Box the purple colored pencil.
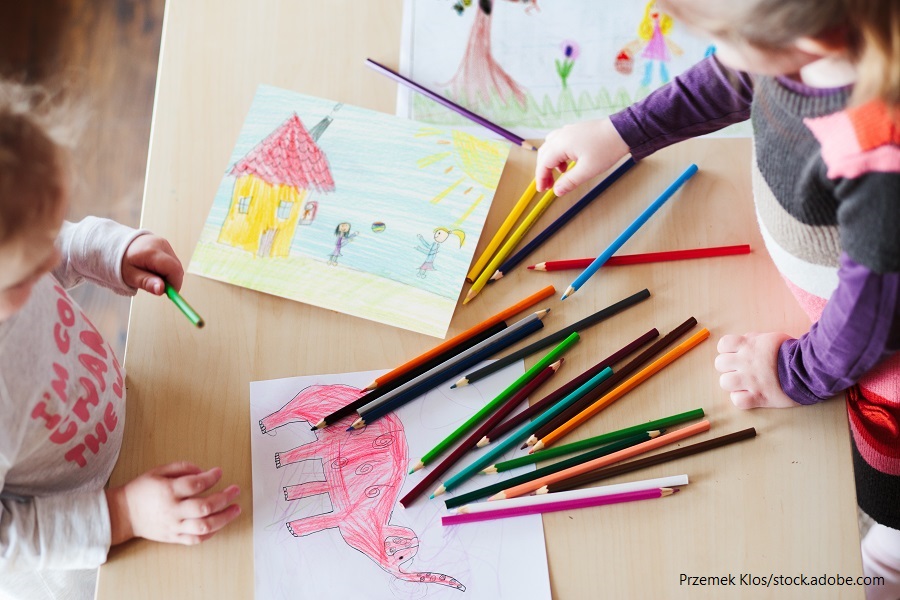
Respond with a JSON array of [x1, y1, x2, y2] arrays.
[[441, 487, 673, 525], [365, 58, 536, 151]]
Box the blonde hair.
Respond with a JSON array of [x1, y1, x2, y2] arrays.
[[435, 226, 465, 247], [0, 80, 76, 244], [638, 1, 673, 41], [665, 0, 900, 109]]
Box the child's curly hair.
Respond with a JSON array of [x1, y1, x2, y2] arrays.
[[0, 81, 79, 244]]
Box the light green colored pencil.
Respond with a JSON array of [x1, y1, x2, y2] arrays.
[[411, 332, 579, 473], [165, 283, 204, 328]]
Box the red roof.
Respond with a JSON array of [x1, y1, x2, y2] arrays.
[[230, 114, 335, 192]]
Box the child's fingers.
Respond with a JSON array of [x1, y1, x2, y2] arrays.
[[552, 161, 591, 197], [717, 334, 742, 353], [171, 467, 223, 498], [718, 371, 745, 393], [729, 390, 757, 410], [143, 250, 184, 293], [148, 461, 203, 478], [178, 485, 241, 519], [714, 352, 739, 373], [179, 503, 241, 537]]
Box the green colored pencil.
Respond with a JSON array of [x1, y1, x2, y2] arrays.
[[485, 407, 705, 473], [165, 283, 204, 328], [443, 430, 656, 509], [416, 332, 579, 471]]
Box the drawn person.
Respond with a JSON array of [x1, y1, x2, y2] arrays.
[[615, 1, 683, 87], [328, 222, 359, 266], [299, 201, 318, 225], [415, 227, 465, 278]]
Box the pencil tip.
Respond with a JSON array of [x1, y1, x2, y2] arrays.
[[522, 141, 538, 151], [527, 265, 535, 270], [561, 285, 576, 301], [488, 493, 505, 501], [490, 271, 502, 281], [431, 485, 446, 498], [476, 437, 489, 447], [410, 461, 424, 473], [449, 383, 457, 389]]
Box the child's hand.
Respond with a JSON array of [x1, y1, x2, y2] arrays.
[[714, 332, 798, 409], [535, 118, 630, 196], [106, 462, 241, 546], [122, 234, 184, 295]]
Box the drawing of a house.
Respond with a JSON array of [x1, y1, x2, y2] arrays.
[[218, 109, 337, 257]]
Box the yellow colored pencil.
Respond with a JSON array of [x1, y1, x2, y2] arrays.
[[466, 179, 537, 283], [464, 180, 566, 305]]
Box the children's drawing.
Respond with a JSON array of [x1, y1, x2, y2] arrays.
[[616, 1, 683, 88], [328, 222, 359, 266], [188, 85, 510, 337], [250, 369, 552, 600], [399, 0, 750, 137], [260, 384, 465, 590], [416, 227, 465, 278]]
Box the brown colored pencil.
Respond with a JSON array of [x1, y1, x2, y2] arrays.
[[539, 427, 758, 494], [524, 316, 698, 448]]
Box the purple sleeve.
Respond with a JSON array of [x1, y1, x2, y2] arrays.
[[778, 254, 900, 404], [609, 55, 754, 159]]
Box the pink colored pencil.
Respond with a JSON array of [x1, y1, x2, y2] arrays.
[[441, 487, 676, 525], [528, 244, 751, 271]]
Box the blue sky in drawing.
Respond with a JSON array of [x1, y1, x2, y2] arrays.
[[205, 85, 509, 300]]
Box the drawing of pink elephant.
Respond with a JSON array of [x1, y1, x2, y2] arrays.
[[259, 384, 466, 591]]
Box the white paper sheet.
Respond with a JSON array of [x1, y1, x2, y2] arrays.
[[250, 364, 552, 599]]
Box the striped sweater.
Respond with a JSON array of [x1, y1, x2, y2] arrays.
[[610, 56, 900, 528]]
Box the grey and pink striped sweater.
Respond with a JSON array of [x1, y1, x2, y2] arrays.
[[610, 56, 900, 529]]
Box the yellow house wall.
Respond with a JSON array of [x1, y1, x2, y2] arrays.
[[218, 174, 306, 257]]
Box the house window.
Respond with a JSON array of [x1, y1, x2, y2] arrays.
[[277, 200, 293, 220], [238, 195, 251, 214]]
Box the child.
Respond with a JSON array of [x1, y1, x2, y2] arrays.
[[0, 82, 241, 599], [535, 1, 899, 598]]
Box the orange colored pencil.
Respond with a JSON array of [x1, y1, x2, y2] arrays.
[[536, 328, 710, 448], [490, 420, 711, 500], [363, 285, 556, 390]]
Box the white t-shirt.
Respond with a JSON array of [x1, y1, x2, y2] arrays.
[[0, 217, 145, 600]]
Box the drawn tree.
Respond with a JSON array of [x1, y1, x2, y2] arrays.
[[448, 0, 538, 110]]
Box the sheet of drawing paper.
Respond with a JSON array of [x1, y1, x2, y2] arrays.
[[250, 364, 552, 600], [398, 0, 750, 138], [189, 84, 510, 338]]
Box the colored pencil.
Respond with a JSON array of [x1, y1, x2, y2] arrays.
[[431, 367, 613, 497], [365, 58, 536, 151], [165, 283, 204, 328], [525, 316, 698, 447], [485, 408, 704, 472], [466, 180, 538, 283], [453, 288, 650, 388], [529, 244, 751, 271], [444, 426, 655, 509], [477, 328, 658, 447], [561, 163, 699, 300], [356, 311, 546, 417], [310, 321, 507, 430], [398, 360, 562, 507], [350, 317, 547, 429], [490, 158, 637, 281], [442, 487, 676, 525], [489, 420, 710, 500], [464, 166, 572, 304], [414, 332, 577, 470], [534, 328, 710, 449], [542, 428, 757, 494], [363, 285, 555, 391], [454, 474, 689, 514]]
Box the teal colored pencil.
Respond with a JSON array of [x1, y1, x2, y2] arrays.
[[416, 332, 579, 470], [431, 366, 613, 497], [485, 407, 705, 472]]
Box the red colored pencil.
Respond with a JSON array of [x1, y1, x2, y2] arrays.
[[528, 244, 751, 271]]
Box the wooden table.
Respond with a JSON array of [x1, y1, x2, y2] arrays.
[[97, 1, 864, 598]]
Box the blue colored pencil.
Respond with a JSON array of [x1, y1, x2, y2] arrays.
[[349, 318, 547, 429], [490, 157, 637, 282], [561, 164, 699, 300], [431, 366, 613, 497]]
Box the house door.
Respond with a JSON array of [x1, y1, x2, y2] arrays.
[[258, 228, 276, 257]]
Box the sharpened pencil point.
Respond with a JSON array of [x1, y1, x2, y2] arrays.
[[560, 285, 575, 301], [536, 308, 551, 319], [363, 381, 377, 391], [522, 141, 538, 151], [490, 270, 503, 281], [453, 378, 468, 388], [410, 461, 424, 473], [311, 419, 325, 431], [456, 506, 470, 514], [525, 435, 538, 446], [432, 485, 446, 498], [482, 466, 497, 474], [463, 290, 475, 304], [535, 486, 549, 495], [530, 440, 544, 452], [488, 492, 506, 501], [348, 418, 365, 430], [476, 437, 489, 447]]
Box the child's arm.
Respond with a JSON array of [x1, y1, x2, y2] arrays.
[[536, 55, 754, 195], [55, 217, 184, 296]]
